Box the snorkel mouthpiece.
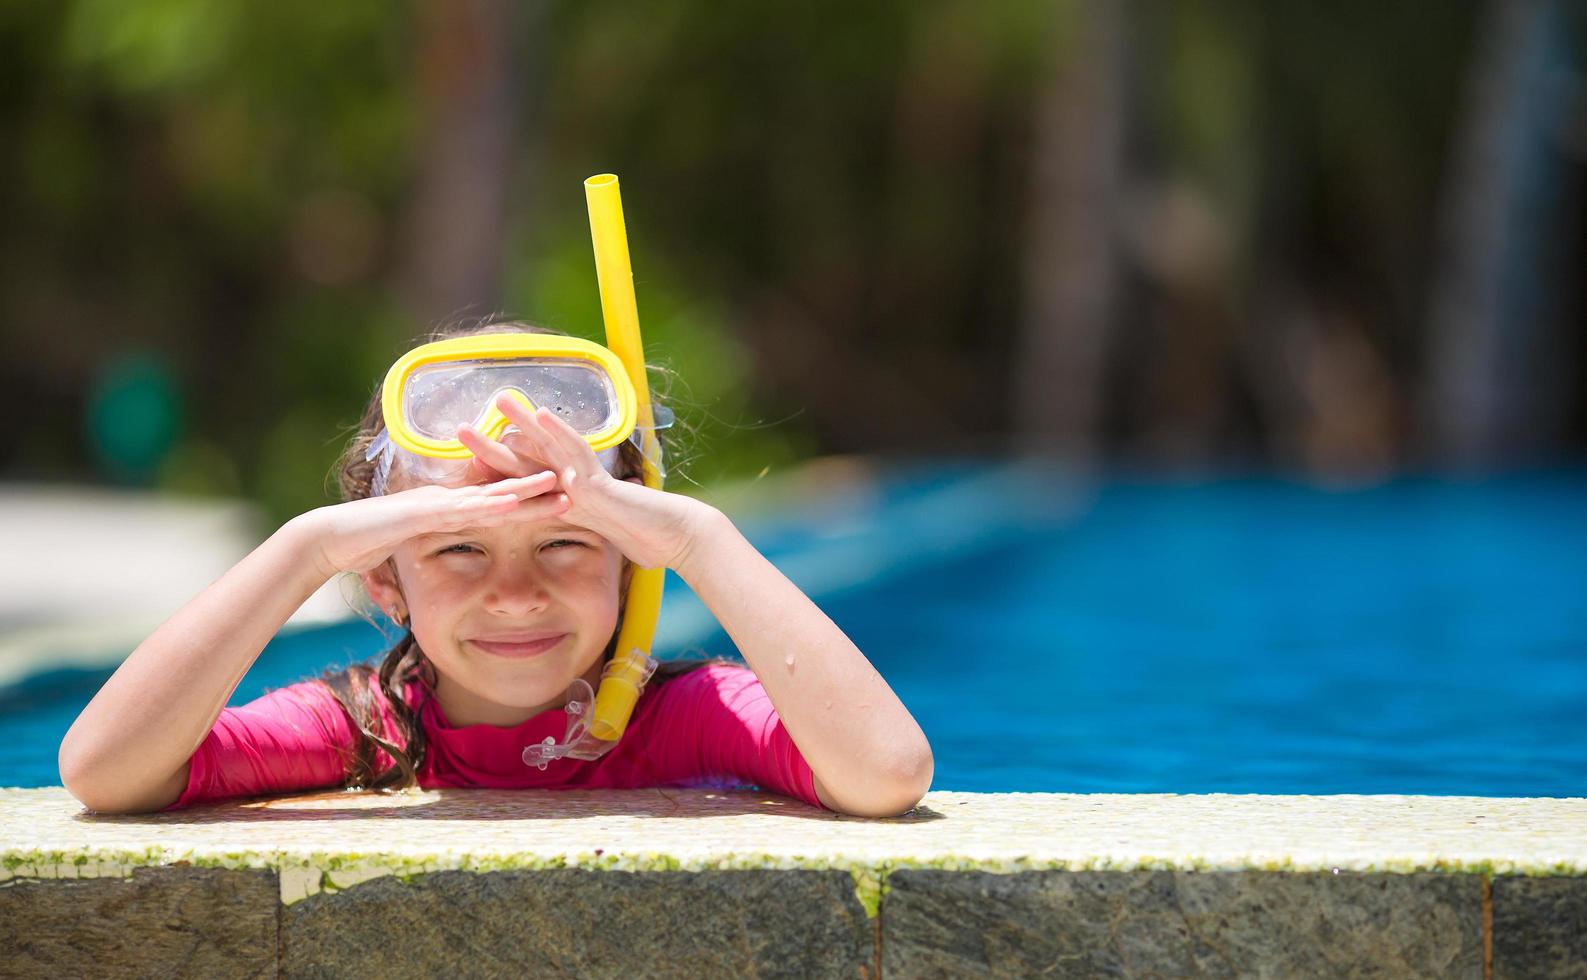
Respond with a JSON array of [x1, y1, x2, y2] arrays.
[[520, 651, 660, 768]]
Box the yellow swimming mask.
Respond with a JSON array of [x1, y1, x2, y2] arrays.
[[379, 333, 640, 460], [364, 332, 671, 496]]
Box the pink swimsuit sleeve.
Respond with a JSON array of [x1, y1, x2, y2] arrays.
[[161, 677, 375, 810], [644, 664, 824, 808]]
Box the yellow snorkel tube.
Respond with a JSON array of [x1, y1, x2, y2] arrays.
[[515, 174, 667, 770], [584, 173, 664, 744]]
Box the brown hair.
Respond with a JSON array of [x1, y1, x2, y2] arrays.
[[317, 316, 721, 792]]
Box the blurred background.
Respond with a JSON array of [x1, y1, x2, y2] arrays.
[[4, 1, 1584, 513], [2, 2, 1585, 793]]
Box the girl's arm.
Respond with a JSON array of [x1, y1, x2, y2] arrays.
[[466, 401, 935, 818], [59, 474, 560, 814], [58, 515, 331, 813], [673, 507, 933, 817]]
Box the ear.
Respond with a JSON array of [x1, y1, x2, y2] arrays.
[[361, 561, 405, 618]]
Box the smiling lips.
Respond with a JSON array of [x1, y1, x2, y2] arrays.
[[467, 632, 567, 659]]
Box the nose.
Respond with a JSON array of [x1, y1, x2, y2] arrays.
[[481, 555, 551, 617]]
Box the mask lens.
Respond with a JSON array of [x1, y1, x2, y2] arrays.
[[402, 359, 621, 441]]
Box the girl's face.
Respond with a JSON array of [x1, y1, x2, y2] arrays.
[[373, 513, 625, 728]]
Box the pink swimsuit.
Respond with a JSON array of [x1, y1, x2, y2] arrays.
[[164, 663, 823, 810]]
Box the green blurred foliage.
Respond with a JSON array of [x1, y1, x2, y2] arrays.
[[4, 0, 1575, 518], [0, 0, 418, 523], [0, 0, 1062, 524]]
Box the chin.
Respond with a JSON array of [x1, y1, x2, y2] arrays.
[[490, 658, 592, 698], [485, 668, 574, 701]]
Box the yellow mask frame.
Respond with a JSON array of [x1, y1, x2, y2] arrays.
[[378, 333, 640, 461]]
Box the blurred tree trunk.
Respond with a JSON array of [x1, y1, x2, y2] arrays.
[[1425, 0, 1582, 466], [1013, 3, 1127, 459], [397, 0, 529, 328]]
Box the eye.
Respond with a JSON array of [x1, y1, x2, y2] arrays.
[[436, 543, 481, 556], [543, 539, 585, 550]]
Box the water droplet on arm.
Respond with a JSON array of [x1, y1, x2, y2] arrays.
[[784, 654, 796, 672]]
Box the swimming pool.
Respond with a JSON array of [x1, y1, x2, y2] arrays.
[[4, 465, 1584, 795]]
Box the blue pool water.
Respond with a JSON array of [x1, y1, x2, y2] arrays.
[[4, 467, 1585, 796]]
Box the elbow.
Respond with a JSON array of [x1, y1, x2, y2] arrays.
[[59, 760, 115, 814], [58, 740, 100, 808], [61, 777, 176, 816], [58, 750, 119, 814], [884, 744, 934, 815], [58, 743, 181, 815], [834, 742, 934, 818]]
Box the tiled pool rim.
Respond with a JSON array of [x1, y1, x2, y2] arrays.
[[3, 788, 1584, 977]]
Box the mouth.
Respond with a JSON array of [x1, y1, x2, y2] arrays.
[[466, 633, 568, 659]]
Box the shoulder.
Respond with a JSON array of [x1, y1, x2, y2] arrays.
[[638, 660, 777, 726], [624, 659, 822, 808], [199, 676, 365, 760], [645, 661, 758, 702], [269, 668, 419, 745], [237, 677, 346, 718]]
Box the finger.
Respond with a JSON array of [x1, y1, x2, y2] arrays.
[[409, 489, 521, 530], [494, 395, 566, 468], [493, 394, 554, 453], [535, 407, 594, 457], [458, 425, 529, 477], [493, 391, 537, 428], [470, 492, 572, 526], [427, 487, 569, 532], [463, 452, 512, 485], [484, 472, 559, 498], [496, 491, 572, 523], [532, 407, 603, 478]]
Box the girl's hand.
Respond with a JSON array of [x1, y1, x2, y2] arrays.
[[456, 395, 713, 569], [304, 472, 564, 576]]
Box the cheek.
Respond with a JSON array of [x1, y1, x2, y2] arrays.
[[557, 558, 622, 604], [400, 563, 476, 624], [599, 560, 627, 623], [555, 554, 623, 620]]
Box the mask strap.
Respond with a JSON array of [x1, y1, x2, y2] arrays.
[[627, 404, 675, 481], [366, 430, 395, 497]]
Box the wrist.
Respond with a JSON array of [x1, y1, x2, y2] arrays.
[[670, 500, 732, 578], [280, 509, 338, 582]]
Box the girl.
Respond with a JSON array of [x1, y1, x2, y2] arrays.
[[58, 321, 932, 817]]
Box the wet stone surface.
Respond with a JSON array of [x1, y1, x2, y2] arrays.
[[5, 789, 1587, 978], [0, 866, 277, 979], [7, 788, 1587, 880], [283, 868, 874, 980], [883, 869, 1483, 979], [1492, 875, 1587, 980]]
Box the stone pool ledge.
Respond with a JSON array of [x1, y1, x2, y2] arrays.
[[3, 789, 1585, 977]]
